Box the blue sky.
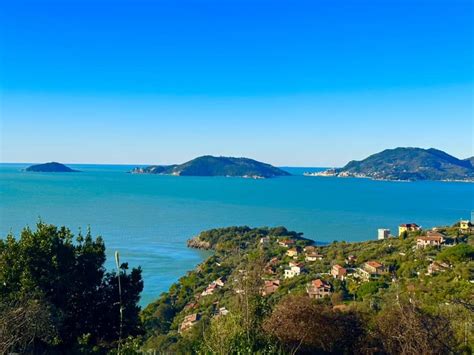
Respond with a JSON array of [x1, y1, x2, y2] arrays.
[[1, 0, 472, 166]]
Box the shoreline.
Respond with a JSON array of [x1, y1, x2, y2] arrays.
[[303, 172, 474, 183]]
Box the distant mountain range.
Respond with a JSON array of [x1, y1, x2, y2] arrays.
[[131, 156, 290, 179], [25, 162, 79, 173], [309, 148, 474, 182]]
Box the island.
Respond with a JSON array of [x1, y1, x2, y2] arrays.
[[306, 147, 474, 182], [130, 155, 291, 178], [25, 162, 79, 172]]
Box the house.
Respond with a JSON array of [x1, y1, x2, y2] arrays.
[[286, 247, 299, 257], [363, 261, 385, 275], [398, 223, 421, 236], [416, 235, 444, 249], [180, 313, 200, 332], [356, 268, 372, 281], [306, 279, 332, 299], [427, 261, 450, 275], [378, 228, 390, 240], [345, 255, 357, 265], [264, 265, 276, 275], [426, 230, 446, 239], [305, 252, 323, 262], [216, 307, 229, 316], [304, 246, 317, 253], [262, 279, 280, 296], [214, 277, 225, 287], [267, 257, 279, 266], [201, 277, 225, 296], [460, 220, 471, 232], [201, 282, 218, 296], [284, 262, 303, 279], [278, 239, 295, 248], [260, 237, 270, 245], [331, 264, 347, 280]]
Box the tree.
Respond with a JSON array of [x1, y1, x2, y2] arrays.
[[374, 300, 458, 354], [0, 222, 143, 352], [262, 295, 363, 354], [0, 297, 57, 354]]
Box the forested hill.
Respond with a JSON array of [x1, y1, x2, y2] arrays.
[[130, 156, 291, 178], [335, 147, 474, 181], [25, 162, 79, 172]]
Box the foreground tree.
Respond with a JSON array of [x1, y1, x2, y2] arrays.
[[373, 300, 458, 354], [263, 295, 363, 354], [0, 222, 143, 352]]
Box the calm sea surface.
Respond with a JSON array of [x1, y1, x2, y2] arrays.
[[1, 163, 473, 305]]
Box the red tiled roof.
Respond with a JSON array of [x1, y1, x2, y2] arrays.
[[312, 279, 329, 288], [366, 261, 383, 268]]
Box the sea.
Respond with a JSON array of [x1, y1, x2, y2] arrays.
[[1, 163, 473, 306]]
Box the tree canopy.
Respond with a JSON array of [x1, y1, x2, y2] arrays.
[[0, 222, 143, 353]]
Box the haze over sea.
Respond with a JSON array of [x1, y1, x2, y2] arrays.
[[1, 163, 473, 305]]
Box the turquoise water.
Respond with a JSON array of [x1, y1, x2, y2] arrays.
[[1, 163, 473, 305]]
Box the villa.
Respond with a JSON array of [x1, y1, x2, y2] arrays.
[[398, 223, 421, 236], [307, 279, 332, 299], [286, 247, 299, 257], [262, 279, 280, 296], [331, 264, 347, 280], [284, 262, 303, 279], [416, 235, 444, 249], [363, 261, 385, 274], [460, 220, 471, 233], [180, 313, 200, 333], [278, 239, 295, 248], [305, 252, 323, 262]]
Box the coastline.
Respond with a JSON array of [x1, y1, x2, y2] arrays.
[[303, 172, 474, 183]]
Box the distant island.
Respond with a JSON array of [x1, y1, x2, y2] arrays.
[[305, 147, 474, 182], [25, 162, 79, 173], [130, 155, 291, 179]]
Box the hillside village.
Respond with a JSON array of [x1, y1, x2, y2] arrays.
[[141, 220, 473, 353]]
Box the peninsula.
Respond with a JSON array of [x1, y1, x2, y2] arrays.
[[306, 147, 474, 182], [130, 155, 291, 178], [140, 222, 473, 354], [25, 162, 79, 173]]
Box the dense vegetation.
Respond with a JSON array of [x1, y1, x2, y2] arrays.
[[0, 222, 143, 353], [333, 147, 474, 181], [1, 222, 472, 354], [140, 224, 473, 354], [25, 162, 79, 172], [130, 155, 291, 178]]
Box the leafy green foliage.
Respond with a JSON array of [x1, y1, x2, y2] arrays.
[[437, 243, 474, 263], [140, 224, 474, 354], [0, 222, 143, 352]]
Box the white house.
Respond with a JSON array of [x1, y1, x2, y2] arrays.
[[378, 228, 390, 240], [284, 263, 303, 279]]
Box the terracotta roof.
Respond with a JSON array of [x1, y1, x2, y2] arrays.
[[183, 313, 199, 322], [417, 236, 443, 242], [365, 261, 383, 268], [426, 231, 446, 238], [312, 279, 329, 288]]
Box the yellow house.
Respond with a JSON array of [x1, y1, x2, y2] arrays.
[[398, 223, 421, 236], [286, 248, 298, 257], [459, 220, 471, 232]]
